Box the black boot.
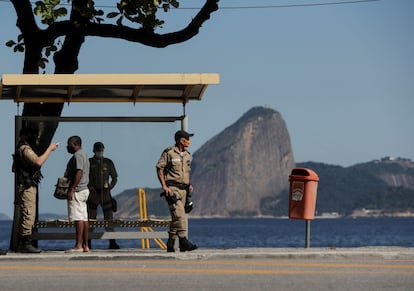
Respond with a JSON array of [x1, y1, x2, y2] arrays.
[[17, 236, 41, 253], [179, 237, 198, 252], [109, 239, 120, 249], [166, 238, 175, 252]]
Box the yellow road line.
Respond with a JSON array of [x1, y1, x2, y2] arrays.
[[54, 259, 414, 270], [1, 262, 414, 276]]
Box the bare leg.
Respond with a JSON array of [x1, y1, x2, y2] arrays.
[[75, 221, 84, 249], [83, 221, 89, 252]]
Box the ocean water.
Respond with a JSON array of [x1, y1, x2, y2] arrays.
[[1, 217, 413, 250]]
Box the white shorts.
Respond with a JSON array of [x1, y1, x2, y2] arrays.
[[67, 189, 89, 221]]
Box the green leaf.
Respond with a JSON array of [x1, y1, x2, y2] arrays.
[[116, 16, 123, 26], [6, 40, 16, 47], [38, 59, 46, 69], [107, 12, 119, 18], [47, 0, 60, 6], [34, 6, 43, 16], [55, 7, 67, 17], [171, 0, 179, 8], [16, 44, 25, 52]]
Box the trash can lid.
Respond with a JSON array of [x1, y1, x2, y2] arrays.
[[289, 167, 319, 181]]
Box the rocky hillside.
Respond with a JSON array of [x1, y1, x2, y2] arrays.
[[190, 106, 295, 216]]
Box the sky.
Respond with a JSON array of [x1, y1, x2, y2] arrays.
[[1, 0, 413, 218]]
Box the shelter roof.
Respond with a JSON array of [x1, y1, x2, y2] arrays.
[[0, 73, 219, 103]]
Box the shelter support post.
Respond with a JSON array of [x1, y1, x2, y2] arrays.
[[182, 115, 188, 132], [180, 107, 189, 240], [10, 116, 23, 251]]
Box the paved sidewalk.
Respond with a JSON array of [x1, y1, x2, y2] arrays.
[[1, 246, 413, 260]]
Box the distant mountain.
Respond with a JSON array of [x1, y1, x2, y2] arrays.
[[39, 106, 414, 219], [38, 213, 67, 220], [115, 187, 169, 219], [0, 213, 68, 221], [190, 106, 295, 217], [0, 213, 11, 221]]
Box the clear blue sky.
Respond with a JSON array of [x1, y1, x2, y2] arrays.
[[1, 0, 413, 218]]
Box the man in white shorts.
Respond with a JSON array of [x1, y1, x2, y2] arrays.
[[64, 136, 90, 253]]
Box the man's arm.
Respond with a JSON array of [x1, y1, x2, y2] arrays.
[[109, 159, 118, 190], [156, 167, 172, 196], [68, 170, 83, 201], [109, 177, 118, 190], [34, 143, 59, 167]]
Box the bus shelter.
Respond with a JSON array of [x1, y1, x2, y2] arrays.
[[0, 73, 220, 251]]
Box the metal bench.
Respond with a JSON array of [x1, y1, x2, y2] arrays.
[[32, 219, 170, 248]]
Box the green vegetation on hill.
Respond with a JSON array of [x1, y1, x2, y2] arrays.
[[258, 159, 414, 217], [297, 160, 414, 215]]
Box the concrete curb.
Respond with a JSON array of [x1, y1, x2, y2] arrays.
[[1, 247, 414, 261]]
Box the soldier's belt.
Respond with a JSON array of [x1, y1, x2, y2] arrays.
[[166, 181, 189, 190]]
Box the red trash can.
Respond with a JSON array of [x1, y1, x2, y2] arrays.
[[288, 168, 319, 220]]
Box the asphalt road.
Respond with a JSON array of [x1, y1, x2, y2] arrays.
[[1, 248, 414, 290]]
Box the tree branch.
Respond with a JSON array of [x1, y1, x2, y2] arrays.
[[54, 0, 220, 48], [10, 0, 220, 153]]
